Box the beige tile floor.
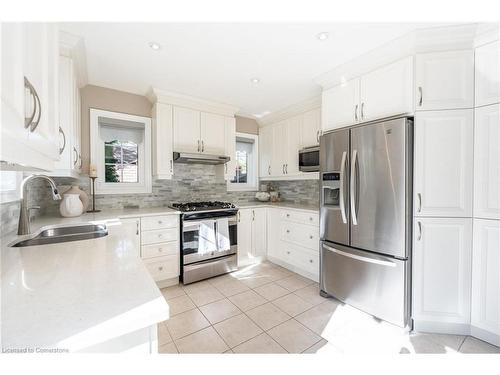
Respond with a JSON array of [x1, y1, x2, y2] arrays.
[[157, 261, 500, 354]]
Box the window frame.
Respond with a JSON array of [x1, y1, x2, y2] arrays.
[[0, 171, 22, 203], [90, 109, 152, 195], [227, 132, 259, 192]]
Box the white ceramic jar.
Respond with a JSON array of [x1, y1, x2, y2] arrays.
[[59, 193, 84, 217]]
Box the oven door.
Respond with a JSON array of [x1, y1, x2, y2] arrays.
[[182, 215, 237, 265], [299, 147, 320, 172]]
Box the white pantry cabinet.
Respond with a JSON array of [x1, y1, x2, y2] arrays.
[[1, 23, 60, 171], [471, 219, 500, 346], [321, 78, 359, 131], [200, 112, 226, 155], [415, 50, 474, 110], [474, 104, 500, 220], [258, 125, 273, 178], [152, 102, 174, 180], [414, 110, 473, 218], [360, 56, 414, 122], [301, 108, 321, 147], [237, 207, 267, 266], [475, 40, 500, 107], [412, 217, 472, 333]]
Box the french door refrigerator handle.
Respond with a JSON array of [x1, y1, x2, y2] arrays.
[[339, 151, 348, 224], [350, 149, 358, 225], [323, 244, 396, 267]]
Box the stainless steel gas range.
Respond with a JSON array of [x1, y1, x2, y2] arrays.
[[169, 201, 238, 284]]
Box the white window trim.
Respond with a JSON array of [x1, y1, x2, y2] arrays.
[[227, 132, 259, 192], [90, 109, 152, 194], [0, 171, 22, 203]]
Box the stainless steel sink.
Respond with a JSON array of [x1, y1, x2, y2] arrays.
[[10, 224, 108, 247]]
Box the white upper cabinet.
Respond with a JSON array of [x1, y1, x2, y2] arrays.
[[200, 112, 226, 154], [475, 40, 500, 107], [360, 56, 414, 122], [152, 102, 173, 180], [415, 50, 474, 110], [272, 121, 288, 176], [471, 219, 500, 342], [259, 125, 273, 178], [412, 217, 472, 329], [321, 78, 359, 131], [301, 108, 321, 147], [414, 110, 473, 217], [285, 115, 302, 175], [223, 116, 236, 181], [173, 106, 200, 153], [474, 104, 500, 220], [1, 23, 59, 171]]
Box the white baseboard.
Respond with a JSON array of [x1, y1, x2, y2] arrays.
[[412, 320, 471, 335], [267, 255, 318, 282], [470, 325, 500, 347]]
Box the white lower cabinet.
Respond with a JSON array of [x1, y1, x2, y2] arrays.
[[471, 219, 500, 346], [237, 207, 267, 266], [412, 217, 473, 333], [106, 218, 141, 258], [266, 207, 319, 282]]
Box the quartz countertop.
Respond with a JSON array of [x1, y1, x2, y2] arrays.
[[236, 201, 319, 212], [0, 207, 179, 352]]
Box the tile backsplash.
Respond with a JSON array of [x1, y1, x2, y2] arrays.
[[0, 164, 319, 235]]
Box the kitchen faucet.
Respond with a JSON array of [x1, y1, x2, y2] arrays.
[[18, 175, 61, 235]]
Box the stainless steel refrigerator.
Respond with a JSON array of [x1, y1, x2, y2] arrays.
[[319, 116, 413, 328]]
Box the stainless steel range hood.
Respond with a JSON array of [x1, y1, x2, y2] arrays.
[[173, 152, 230, 165]]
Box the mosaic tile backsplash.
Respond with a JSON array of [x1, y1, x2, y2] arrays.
[[1, 164, 319, 236]]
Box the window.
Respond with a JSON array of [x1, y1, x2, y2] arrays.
[[90, 109, 151, 194], [227, 132, 258, 191], [0, 171, 22, 203]]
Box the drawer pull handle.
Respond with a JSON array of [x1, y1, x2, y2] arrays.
[[286, 229, 290, 233], [158, 234, 163, 238], [309, 259, 313, 263], [286, 214, 290, 218], [158, 266, 163, 271], [309, 217, 313, 221], [309, 235, 313, 239], [287, 251, 290, 255], [158, 248, 163, 252], [158, 220, 163, 224]]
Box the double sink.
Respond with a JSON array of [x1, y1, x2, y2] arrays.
[[11, 224, 108, 247]]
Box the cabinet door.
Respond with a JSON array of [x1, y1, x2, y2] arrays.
[[360, 57, 413, 122], [259, 126, 273, 177], [321, 78, 359, 131], [412, 218, 472, 327], [106, 218, 141, 258], [471, 219, 500, 338], [251, 208, 267, 257], [224, 117, 236, 181], [285, 115, 302, 175], [152, 103, 173, 180], [475, 40, 500, 107], [414, 110, 473, 217], [301, 108, 321, 147], [237, 209, 253, 266], [474, 104, 500, 220], [266, 208, 283, 259], [200, 112, 226, 154], [415, 50, 474, 110], [271, 121, 287, 176], [173, 106, 200, 153]]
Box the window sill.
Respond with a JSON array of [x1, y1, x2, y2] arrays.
[[226, 184, 258, 192]]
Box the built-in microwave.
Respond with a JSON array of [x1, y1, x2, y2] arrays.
[[299, 146, 320, 172]]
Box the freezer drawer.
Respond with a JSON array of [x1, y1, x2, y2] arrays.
[[320, 241, 409, 327]]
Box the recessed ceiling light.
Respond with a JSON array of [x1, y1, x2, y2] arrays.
[[149, 42, 161, 51], [316, 32, 329, 41], [250, 77, 260, 84]]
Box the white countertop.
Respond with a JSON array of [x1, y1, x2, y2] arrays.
[[1, 207, 179, 352]]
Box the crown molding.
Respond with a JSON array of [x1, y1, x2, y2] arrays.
[[258, 95, 321, 127], [59, 31, 88, 88], [147, 88, 239, 117], [314, 23, 484, 90]]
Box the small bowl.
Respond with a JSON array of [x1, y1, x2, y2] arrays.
[[255, 192, 270, 202]]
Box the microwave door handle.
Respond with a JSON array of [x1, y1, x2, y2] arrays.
[[350, 149, 358, 225], [339, 151, 348, 223]]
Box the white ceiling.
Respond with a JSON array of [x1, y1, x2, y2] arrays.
[[60, 22, 448, 118]]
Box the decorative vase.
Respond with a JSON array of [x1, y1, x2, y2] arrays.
[[62, 185, 89, 211], [59, 193, 84, 217]]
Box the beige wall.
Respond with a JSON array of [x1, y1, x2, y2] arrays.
[[235, 116, 259, 135], [80, 85, 152, 173]]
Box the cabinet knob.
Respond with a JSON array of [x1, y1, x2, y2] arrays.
[[158, 220, 163, 224], [309, 259, 313, 263], [158, 266, 163, 271], [287, 251, 291, 255], [309, 235, 313, 239], [158, 234, 163, 238], [286, 214, 290, 218], [309, 217, 313, 221], [158, 248, 163, 252], [286, 229, 290, 233]]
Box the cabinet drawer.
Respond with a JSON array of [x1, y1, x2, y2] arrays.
[[141, 215, 179, 231], [141, 242, 179, 260], [141, 228, 178, 245], [281, 242, 319, 275], [143, 255, 179, 281], [281, 210, 319, 226], [281, 221, 319, 251]]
